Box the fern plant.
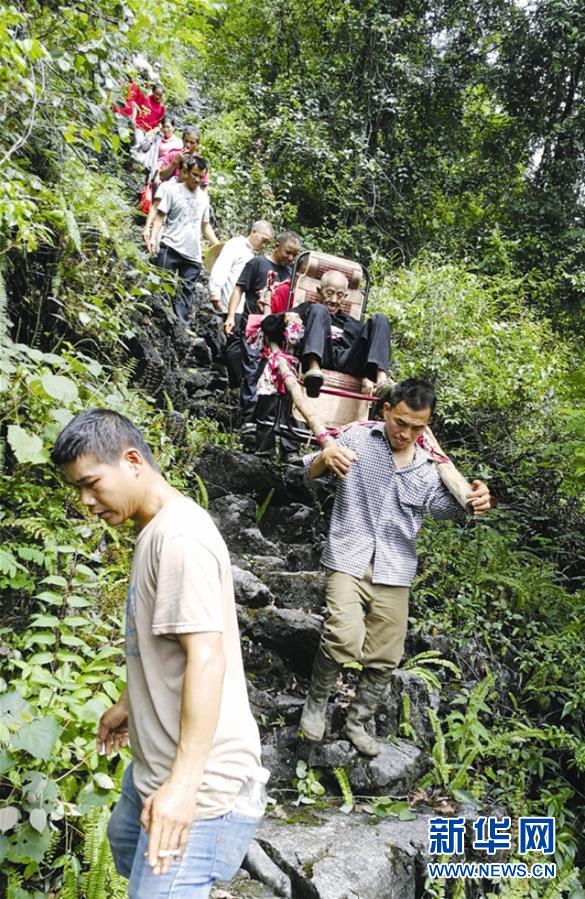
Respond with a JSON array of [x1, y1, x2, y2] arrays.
[[332, 767, 354, 813]]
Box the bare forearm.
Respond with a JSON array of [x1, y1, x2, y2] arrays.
[[309, 452, 328, 479], [149, 211, 165, 248], [159, 159, 175, 181], [170, 653, 225, 787], [227, 286, 242, 319], [145, 200, 161, 234], [202, 221, 218, 245]]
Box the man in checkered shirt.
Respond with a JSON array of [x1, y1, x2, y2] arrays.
[[300, 378, 492, 756]]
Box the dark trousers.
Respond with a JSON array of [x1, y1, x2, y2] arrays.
[[300, 305, 390, 380], [240, 328, 262, 422], [255, 394, 301, 455], [156, 244, 202, 326]]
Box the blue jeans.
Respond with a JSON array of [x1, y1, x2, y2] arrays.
[[108, 765, 260, 898]]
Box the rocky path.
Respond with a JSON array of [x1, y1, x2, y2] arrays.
[[128, 270, 442, 898], [195, 446, 441, 899]]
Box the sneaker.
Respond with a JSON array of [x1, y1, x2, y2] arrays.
[[303, 368, 324, 398], [240, 421, 256, 435]]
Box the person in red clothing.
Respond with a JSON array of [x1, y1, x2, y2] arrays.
[[269, 256, 309, 313], [135, 84, 166, 133], [113, 80, 147, 122]]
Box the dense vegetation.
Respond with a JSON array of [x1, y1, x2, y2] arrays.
[[1, 0, 585, 896]]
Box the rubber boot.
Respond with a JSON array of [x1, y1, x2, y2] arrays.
[[300, 645, 340, 741], [345, 668, 391, 757]]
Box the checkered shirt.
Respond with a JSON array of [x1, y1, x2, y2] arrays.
[[303, 422, 464, 586]]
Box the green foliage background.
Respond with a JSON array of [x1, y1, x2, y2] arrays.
[[1, 0, 585, 896]]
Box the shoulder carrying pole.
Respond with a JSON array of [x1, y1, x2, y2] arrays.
[[268, 345, 472, 510]]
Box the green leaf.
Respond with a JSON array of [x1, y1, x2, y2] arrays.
[[29, 809, 47, 833], [0, 691, 30, 721], [93, 772, 114, 790], [7, 822, 52, 863], [29, 614, 61, 628], [39, 374, 79, 403], [7, 426, 48, 464], [0, 806, 20, 833], [63, 616, 90, 628], [0, 750, 15, 774], [12, 718, 62, 760], [80, 698, 107, 724], [22, 773, 59, 813]]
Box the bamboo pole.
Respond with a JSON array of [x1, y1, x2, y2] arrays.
[[268, 345, 472, 509]]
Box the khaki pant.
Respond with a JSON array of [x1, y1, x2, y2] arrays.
[[321, 566, 409, 672]]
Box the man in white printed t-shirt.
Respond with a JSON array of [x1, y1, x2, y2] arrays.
[[148, 155, 219, 328], [51, 408, 267, 899], [208, 220, 274, 315]]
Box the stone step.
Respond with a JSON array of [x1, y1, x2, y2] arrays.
[[261, 570, 326, 613], [248, 807, 431, 899]]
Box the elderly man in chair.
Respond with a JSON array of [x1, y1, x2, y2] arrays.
[[262, 270, 391, 397]]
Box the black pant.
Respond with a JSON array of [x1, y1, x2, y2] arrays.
[[300, 305, 391, 380], [255, 394, 301, 455], [156, 244, 202, 326], [239, 316, 263, 422]]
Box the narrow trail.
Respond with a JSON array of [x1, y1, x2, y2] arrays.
[[119, 214, 451, 898]]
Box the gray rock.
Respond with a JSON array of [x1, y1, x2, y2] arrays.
[[248, 555, 288, 574], [285, 544, 324, 572], [233, 565, 273, 608], [350, 739, 428, 796], [378, 669, 440, 746], [255, 807, 430, 899], [264, 571, 326, 613], [245, 608, 323, 674], [197, 447, 282, 501], [247, 684, 304, 726], [261, 725, 300, 786], [244, 840, 293, 897], [306, 740, 358, 770], [241, 527, 281, 556], [260, 503, 317, 544], [210, 495, 281, 555]]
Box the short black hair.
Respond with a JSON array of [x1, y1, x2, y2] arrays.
[[276, 229, 301, 245], [161, 114, 175, 126], [51, 409, 158, 469], [378, 378, 436, 415], [186, 155, 208, 173]]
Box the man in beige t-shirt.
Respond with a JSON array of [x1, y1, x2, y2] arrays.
[[52, 409, 267, 898]]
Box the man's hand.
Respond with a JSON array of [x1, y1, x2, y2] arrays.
[[321, 444, 358, 480], [147, 234, 158, 255], [467, 479, 492, 516], [224, 314, 235, 335], [97, 696, 129, 756], [142, 226, 150, 246], [141, 778, 198, 875]]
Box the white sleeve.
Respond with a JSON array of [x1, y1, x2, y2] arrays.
[[157, 185, 173, 216], [208, 240, 237, 295]]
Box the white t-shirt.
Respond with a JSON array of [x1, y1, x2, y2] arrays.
[[126, 496, 264, 818], [158, 182, 210, 262], [208, 235, 255, 313]]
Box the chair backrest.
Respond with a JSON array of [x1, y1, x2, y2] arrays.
[[290, 251, 366, 321]]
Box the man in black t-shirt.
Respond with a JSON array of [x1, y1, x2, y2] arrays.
[[224, 230, 301, 426]]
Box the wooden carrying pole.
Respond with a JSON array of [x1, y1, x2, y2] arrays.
[[269, 345, 472, 510]]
